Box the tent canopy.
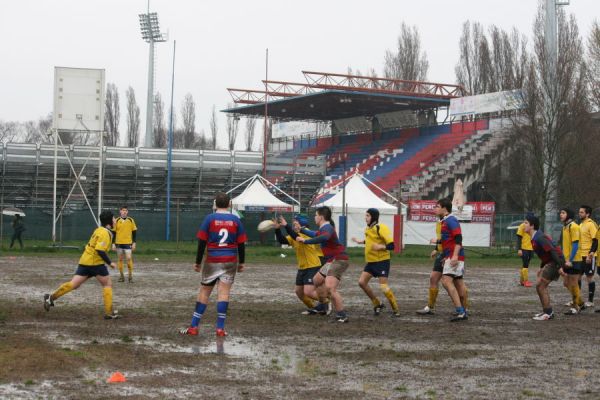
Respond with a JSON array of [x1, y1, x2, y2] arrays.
[[229, 175, 299, 212], [313, 174, 398, 213]]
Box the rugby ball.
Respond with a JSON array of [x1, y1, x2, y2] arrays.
[[257, 220, 276, 232]]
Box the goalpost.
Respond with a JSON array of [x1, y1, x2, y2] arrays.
[[52, 67, 106, 242]]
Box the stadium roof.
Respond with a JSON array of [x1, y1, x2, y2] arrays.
[[222, 71, 465, 122]]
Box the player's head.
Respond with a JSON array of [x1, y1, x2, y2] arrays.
[[215, 192, 231, 209], [315, 206, 333, 227], [435, 198, 452, 216], [99, 210, 114, 228], [293, 214, 308, 231], [559, 207, 574, 223], [365, 208, 379, 226], [579, 205, 592, 220], [524, 214, 539, 233], [119, 206, 128, 218]]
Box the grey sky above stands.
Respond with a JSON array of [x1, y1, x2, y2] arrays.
[[0, 0, 598, 147]]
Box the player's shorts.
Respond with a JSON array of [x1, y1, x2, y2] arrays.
[[541, 261, 562, 281], [75, 264, 109, 277], [564, 261, 583, 275], [201, 262, 238, 286], [116, 244, 133, 257], [363, 260, 390, 278], [442, 259, 465, 279], [432, 253, 444, 273], [295, 267, 320, 286], [521, 250, 533, 268], [582, 256, 596, 277], [319, 259, 349, 280]]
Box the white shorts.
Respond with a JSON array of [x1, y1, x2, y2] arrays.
[[442, 259, 465, 278], [116, 247, 132, 258], [201, 262, 237, 286]]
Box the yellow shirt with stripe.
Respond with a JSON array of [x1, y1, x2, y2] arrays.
[[114, 217, 137, 245], [579, 218, 598, 255], [79, 227, 113, 266], [365, 223, 394, 263], [285, 232, 324, 270], [562, 221, 581, 260], [516, 223, 533, 251], [435, 219, 442, 252]]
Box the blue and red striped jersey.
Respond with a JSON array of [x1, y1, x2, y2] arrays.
[[197, 212, 247, 263], [302, 224, 348, 262], [440, 215, 465, 261], [531, 230, 564, 265]]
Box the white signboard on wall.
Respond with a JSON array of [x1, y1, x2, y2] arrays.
[[449, 89, 524, 116], [53, 67, 105, 132]]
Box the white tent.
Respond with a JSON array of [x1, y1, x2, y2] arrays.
[[313, 174, 401, 247], [228, 174, 299, 213]]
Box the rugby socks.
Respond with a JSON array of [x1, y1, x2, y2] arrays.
[[380, 284, 398, 312], [462, 287, 469, 309], [371, 296, 382, 307], [428, 287, 439, 309], [103, 287, 113, 315], [589, 281, 596, 302], [118, 260, 124, 279], [543, 307, 553, 316], [127, 259, 134, 279], [455, 306, 466, 316], [521, 268, 529, 283], [301, 295, 316, 309], [51, 282, 74, 300], [190, 302, 207, 328], [216, 301, 229, 330], [569, 285, 583, 307]]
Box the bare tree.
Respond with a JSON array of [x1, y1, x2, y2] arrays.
[[0, 121, 20, 143], [23, 114, 53, 144], [153, 92, 167, 148], [244, 117, 256, 151], [125, 86, 140, 147], [104, 83, 120, 146], [588, 21, 600, 110], [226, 105, 240, 151], [384, 22, 429, 83], [181, 93, 197, 148], [209, 105, 218, 149], [510, 5, 591, 223], [455, 21, 487, 94]]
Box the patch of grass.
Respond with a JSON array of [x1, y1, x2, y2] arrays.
[[395, 385, 408, 392], [120, 335, 134, 343], [426, 389, 437, 399], [522, 389, 536, 397], [24, 379, 35, 385], [62, 349, 85, 358]]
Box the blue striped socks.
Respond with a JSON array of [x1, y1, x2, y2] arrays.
[[216, 301, 229, 330], [191, 302, 207, 328]]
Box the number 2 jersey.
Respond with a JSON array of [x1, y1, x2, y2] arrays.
[[196, 212, 247, 263]]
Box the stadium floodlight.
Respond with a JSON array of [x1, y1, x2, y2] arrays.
[[139, 6, 167, 148]]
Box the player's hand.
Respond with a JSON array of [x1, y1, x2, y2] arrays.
[[430, 249, 437, 259], [586, 254, 592, 264], [109, 262, 117, 269], [237, 263, 245, 272], [193, 263, 202, 272], [429, 238, 437, 245], [351, 237, 360, 243], [517, 250, 523, 257], [271, 218, 280, 229], [279, 216, 287, 226], [565, 261, 572, 268], [111, 244, 116, 251], [372, 243, 385, 251], [450, 256, 459, 267], [296, 236, 306, 243], [132, 242, 136, 251], [559, 267, 566, 277]]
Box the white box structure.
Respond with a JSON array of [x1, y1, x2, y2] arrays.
[[53, 67, 105, 132]]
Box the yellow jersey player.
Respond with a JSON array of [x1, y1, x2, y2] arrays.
[[113, 206, 137, 283], [352, 208, 399, 317], [578, 205, 597, 308], [559, 207, 584, 315], [516, 213, 534, 287], [273, 214, 326, 314], [43, 211, 120, 319], [416, 215, 444, 315]]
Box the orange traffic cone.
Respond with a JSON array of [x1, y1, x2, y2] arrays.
[[107, 371, 127, 383]]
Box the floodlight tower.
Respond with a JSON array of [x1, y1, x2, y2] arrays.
[[139, 5, 167, 147]]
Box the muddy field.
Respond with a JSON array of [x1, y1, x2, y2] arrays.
[[1, 255, 600, 400]]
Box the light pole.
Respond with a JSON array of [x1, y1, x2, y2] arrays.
[[139, 4, 166, 148]]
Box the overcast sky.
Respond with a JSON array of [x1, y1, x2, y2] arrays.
[[0, 0, 598, 147]]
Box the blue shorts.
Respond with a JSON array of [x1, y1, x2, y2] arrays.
[[295, 267, 320, 286], [116, 244, 132, 250], [75, 265, 109, 277], [521, 250, 533, 268], [363, 260, 391, 278], [432, 253, 444, 273]]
